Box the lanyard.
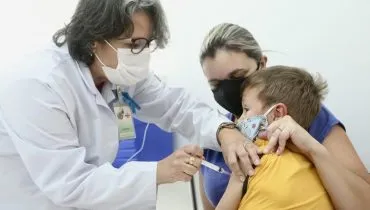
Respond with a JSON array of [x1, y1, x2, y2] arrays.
[[116, 87, 141, 114]]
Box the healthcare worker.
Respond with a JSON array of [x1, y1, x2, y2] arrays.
[[0, 1, 251, 210]]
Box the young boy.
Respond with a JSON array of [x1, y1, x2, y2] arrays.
[[216, 65, 333, 210]]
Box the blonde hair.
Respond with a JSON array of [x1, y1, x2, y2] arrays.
[[200, 23, 262, 64], [243, 65, 328, 129]]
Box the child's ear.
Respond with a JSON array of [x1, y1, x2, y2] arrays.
[[273, 103, 288, 120]]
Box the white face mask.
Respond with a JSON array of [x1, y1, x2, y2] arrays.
[[95, 40, 151, 86], [236, 105, 277, 141]]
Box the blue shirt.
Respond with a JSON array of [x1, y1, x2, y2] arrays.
[[200, 105, 344, 207]]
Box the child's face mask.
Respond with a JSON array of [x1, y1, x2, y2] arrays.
[[236, 105, 277, 141]]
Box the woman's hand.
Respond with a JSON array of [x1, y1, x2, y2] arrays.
[[259, 115, 321, 157], [156, 144, 203, 185], [218, 128, 262, 179]]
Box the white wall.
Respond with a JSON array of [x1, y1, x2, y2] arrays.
[[1, 0, 369, 171]]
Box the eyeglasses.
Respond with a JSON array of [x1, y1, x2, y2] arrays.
[[130, 38, 158, 54]]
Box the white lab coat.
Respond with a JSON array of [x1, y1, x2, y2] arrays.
[[0, 43, 229, 210]]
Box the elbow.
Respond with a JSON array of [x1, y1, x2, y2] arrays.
[[34, 174, 94, 209], [39, 182, 85, 208]]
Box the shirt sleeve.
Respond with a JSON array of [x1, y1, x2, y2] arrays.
[[132, 73, 230, 151], [308, 105, 346, 143], [0, 79, 157, 210]]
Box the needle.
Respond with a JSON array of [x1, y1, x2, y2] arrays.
[[201, 160, 230, 175]]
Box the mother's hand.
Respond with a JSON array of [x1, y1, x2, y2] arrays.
[[259, 115, 320, 157], [218, 128, 262, 179], [156, 145, 203, 185]]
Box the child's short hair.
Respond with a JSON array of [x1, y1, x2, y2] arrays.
[[242, 65, 328, 129]]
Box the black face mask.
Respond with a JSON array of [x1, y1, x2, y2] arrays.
[[212, 78, 246, 117]]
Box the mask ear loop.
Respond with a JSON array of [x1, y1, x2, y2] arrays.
[[94, 53, 106, 67], [263, 104, 277, 117], [104, 40, 118, 53], [260, 104, 278, 131], [95, 40, 119, 67], [256, 58, 263, 71]]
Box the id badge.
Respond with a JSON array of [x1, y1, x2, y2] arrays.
[[113, 103, 136, 140]]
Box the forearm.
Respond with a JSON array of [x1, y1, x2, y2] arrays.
[[216, 174, 243, 210], [133, 73, 229, 151], [310, 143, 370, 210]]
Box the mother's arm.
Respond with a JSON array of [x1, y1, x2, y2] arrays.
[[310, 125, 370, 209], [323, 125, 369, 182]]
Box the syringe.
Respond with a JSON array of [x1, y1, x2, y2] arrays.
[[201, 160, 230, 175]]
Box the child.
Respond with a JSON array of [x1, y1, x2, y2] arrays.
[[216, 65, 333, 210]]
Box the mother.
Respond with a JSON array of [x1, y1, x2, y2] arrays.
[[199, 23, 370, 210]]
